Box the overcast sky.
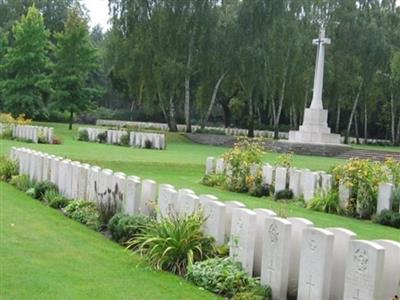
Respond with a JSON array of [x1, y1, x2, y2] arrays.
[[83, 0, 110, 31]]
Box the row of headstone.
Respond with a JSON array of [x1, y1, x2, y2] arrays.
[[1, 124, 54, 143], [206, 157, 333, 202], [78, 127, 106, 142], [10, 147, 400, 300], [78, 127, 166, 150], [95, 120, 394, 143], [95, 119, 290, 139]]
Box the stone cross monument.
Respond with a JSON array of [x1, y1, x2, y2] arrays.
[[288, 27, 341, 144]]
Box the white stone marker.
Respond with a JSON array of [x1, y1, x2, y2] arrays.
[[289, 168, 302, 198], [261, 217, 292, 300], [339, 181, 351, 209], [253, 208, 277, 276], [60, 159, 73, 198], [199, 195, 226, 246], [321, 173, 333, 195], [274, 167, 287, 192], [124, 176, 141, 215], [70, 161, 82, 200], [140, 179, 157, 216], [158, 187, 178, 219], [343, 240, 385, 300], [376, 183, 394, 214], [297, 228, 334, 300], [86, 166, 101, 202], [224, 200, 246, 241], [287, 217, 314, 298], [301, 171, 318, 202], [113, 173, 126, 210], [215, 158, 225, 174], [374, 240, 400, 300], [327, 228, 357, 300], [177, 192, 200, 216], [77, 164, 90, 200], [97, 169, 113, 202], [230, 208, 257, 275], [205, 157, 216, 175], [50, 157, 62, 185], [262, 164, 274, 186], [158, 183, 174, 196]]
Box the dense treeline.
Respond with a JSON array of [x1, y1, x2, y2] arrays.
[[106, 0, 400, 144], [0, 1, 99, 129], [0, 1, 399, 144]]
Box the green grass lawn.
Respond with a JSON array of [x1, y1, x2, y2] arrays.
[[1, 122, 399, 242], [351, 143, 400, 153], [0, 182, 219, 300]]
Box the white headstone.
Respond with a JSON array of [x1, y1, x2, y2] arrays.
[[158, 187, 178, 219], [297, 228, 334, 300], [215, 158, 225, 174], [199, 195, 226, 246], [86, 166, 101, 202], [205, 157, 216, 175], [327, 228, 357, 300], [374, 240, 400, 300], [262, 164, 274, 186], [301, 171, 318, 202], [339, 181, 351, 209], [289, 168, 302, 198], [177, 192, 199, 216], [70, 162, 82, 200], [224, 200, 246, 241], [275, 167, 287, 192], [230, 208, 257, 275], [343, 240, 385, 300], [261, 217, 292, 300], [253, 208, 277, 276], [287, 217, 314, 298], [140, 179, 157, 216], [124, 176, 141, 215], [321, 173, 333, 195], [377, 183, 394, 214]]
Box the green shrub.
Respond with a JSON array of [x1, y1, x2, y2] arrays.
[[120, 133, 130, 146], [33, 181, 58, 201], [78, 129, 89, 141], [95, 182, 124, 226], [10, 175, 32, 191], [63, 200, 100, 229], [221, 138, 265, 193], [274, 189, 293, 200], [26, 187, 35, 197], [373, 210, 400, 229], [108, 213, 153, 244], [0, 128, 13, 140], [129, 213, 216, 275], [247, 173, 270, 197], [201, 174, 226, 187], [356, 183, 376, 219], [307, 191, 342, 214], [0, 156, 18, 182], [144, 139, 153, 149], [274, 152, 294, 168], [43, 189, 69, 209], [392, 186, 400, 212], [97, 131, 107, 143], [186, 257, 271, 299]]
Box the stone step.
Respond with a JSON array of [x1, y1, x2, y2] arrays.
[[336, 149, 400, 161]]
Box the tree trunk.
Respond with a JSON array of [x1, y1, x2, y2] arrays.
[[390, 90, 396, 144], [69, 108, 73, 130], [201, 72, 227, 129], [395, 117, 400, 146], [354, 111, 360, 144], [184, 36, 194, 133], [335, 101, 341, 134], [248, 94, 254, 138], [130, 99, 135, 121], [345, 80, 363, 144], [363, 104, 368, 144], [169, 96, 177, 132], [273, 78, 286, 139], [160, 102, 169, 128]]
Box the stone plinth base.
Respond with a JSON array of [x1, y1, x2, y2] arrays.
[[289, 108, 341, 144]]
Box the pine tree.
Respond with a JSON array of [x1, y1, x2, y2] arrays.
[[1, 5, 51, 118], [52, 7, 100, 130]]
